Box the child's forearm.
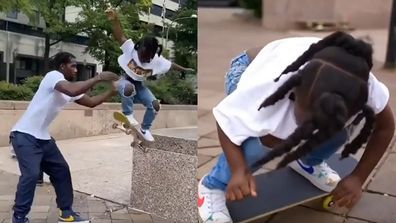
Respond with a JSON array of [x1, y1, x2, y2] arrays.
[[170, 62, 188, 72], [110, 17, 127, 45], [351, 105, 395, 184], [216, 122, 248, 174]]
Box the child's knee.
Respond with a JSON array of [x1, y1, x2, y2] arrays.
[[152, 99, 160, 112]]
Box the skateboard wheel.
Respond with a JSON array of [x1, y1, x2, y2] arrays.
[[323, 195, 334, 209], [112, 123, 118, 129]]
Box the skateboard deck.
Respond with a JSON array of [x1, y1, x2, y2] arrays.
[[112, 111, 150, 151], [226, 154, 358, 223]]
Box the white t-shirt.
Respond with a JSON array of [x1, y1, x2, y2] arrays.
[[213, 37, 390, 146], [12, 71, 83, 140], [117, 39, 172, 81]]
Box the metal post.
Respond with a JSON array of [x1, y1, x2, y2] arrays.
[[5, 21, 9, 83], [385, 0, 396, 69]]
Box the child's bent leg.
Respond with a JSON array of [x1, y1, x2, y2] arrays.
[[118, 79, 135, 116], [134, 82, 157, 130], [301, 129, 348, 166], [203, 137, 270, 191], [224, 52, 250, 95]]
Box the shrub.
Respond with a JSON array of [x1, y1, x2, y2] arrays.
[[0, 81, 33, 100], [23, 76, 43, 93], [146, 72, 197, 105]]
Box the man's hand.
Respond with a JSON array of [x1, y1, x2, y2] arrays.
[[331, 174, 363, 209], [105, 8, 117, 21]]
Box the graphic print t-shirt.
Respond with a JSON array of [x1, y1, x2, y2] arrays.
[[117, 39, 172, 81]]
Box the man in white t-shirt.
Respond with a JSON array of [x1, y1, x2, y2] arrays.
[[10, 52, 119, 223], [106, 8, 194, 142], [198, 32, 395, 223]]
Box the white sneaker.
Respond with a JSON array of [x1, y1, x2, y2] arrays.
[[289, 160, 340, 192], [125, 114, 139, 126], [139, 128, 155, 142], [198, 176, 232, 223]]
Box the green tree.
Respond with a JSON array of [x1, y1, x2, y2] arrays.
[[167, 0, 197, 70], [0, 0, 33, 14], [76, 0, 151, 73]]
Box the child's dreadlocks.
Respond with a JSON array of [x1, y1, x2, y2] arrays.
[[254, 31, 376, 169]]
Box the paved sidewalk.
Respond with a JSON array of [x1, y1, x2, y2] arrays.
[[198, 7, 396, 223]]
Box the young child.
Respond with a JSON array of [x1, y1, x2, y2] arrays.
[[105, 8, 194, 142], [10, 52, 119, 223], [198, 31, 395, 223]]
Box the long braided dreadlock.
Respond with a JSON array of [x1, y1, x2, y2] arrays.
[[253, 31, 376, 170]]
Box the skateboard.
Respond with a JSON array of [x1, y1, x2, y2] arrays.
[[295, 20, 354, 32], [226, 154, 358, 223], [112, 111, 150, 152]]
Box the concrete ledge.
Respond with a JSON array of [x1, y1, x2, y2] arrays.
[[130, 135, 198, 222], [0, 100, 197, 146]]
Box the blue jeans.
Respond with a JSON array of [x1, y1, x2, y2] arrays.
[[224, 52, 251, 95], [118, 76, 157, 130], [203, 52, 348, 191], [10, 131, 73, 217]]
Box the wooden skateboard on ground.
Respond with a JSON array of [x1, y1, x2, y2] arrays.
[[112, 111, 150, 152], [226, 154, 358, 223]]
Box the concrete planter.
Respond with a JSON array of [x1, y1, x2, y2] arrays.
[[130, 134, 198, 223]]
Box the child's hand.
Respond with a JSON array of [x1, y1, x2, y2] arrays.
[[105, 8, 117, 20], [226, 170, 257, 201], [331, 174, 363, 208]]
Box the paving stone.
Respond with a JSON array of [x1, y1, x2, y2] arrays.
[[90, 219, 111, 223], [367, 154, 396, 196], [301, 198, 349, 215], [202, 130, 218, 140], [198, 114, 217, 137], [111, 213, 132, 220], [198, 147, 222, 157], [0, 201, 12, 212], [198, 109, 210, 118], [198, 155, 213, 167], [110, 207, 129, 214], [88, 200, 107, 213], [348, 192, 396, 223], [29, 219, 47, 223], [112, 220, 133, 223], [197, 157, 218, 180], [0, 195, 14, 201], [32, 195, 52, 206], [344, 217, 371, 223], [252, 168, 271, 176], [130, 212, 153, 223], [30, 206, 50, 213], [89, 212, 111, 220], [269, 206, 345, 223], [28, 212, 47, 220], [198, 138, 219, 148]]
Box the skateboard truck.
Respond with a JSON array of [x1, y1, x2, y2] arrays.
[[111, 122, 149, 153]]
